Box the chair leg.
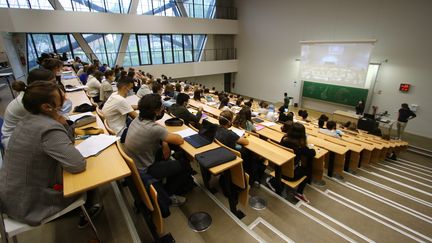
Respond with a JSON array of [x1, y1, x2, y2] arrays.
[[80, 205, 100, 241]]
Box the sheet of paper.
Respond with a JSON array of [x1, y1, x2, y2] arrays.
[[174, 128, 197, 138], [68, 112, 95, 122], [255, 124, 265, 131], [75, 134, 119, 158], [230, 127, 245, 137], [63, 75, 77, 80], [261, 121, 276, 127]]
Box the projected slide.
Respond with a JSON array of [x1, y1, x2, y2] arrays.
[[300, 43, 373, 88]]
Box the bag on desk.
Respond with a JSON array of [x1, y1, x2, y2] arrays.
[[74, 115, 96, 128], [195, 147, 236, 169], [73, 103, 96, 113]]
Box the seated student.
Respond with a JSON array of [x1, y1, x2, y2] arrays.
[[318, 114, 329, 128], [164, 83, 175, 98], [1, 69, 56, 149], [100, 70, 115, 103], [85, 66, 101, 101], [102, 78, 138, 136], [0, 81, 101, 227], [99, 63, 109, 73], [233, 106, 256, 132], [72, 56, 82, 72], [169, 93, 203, 128], [193, 89, 202, 101], [125, 94, 192, 205], [298, 110, 310, 122], [278, 105, 291, 123], [319, 120, 342, 138], [136, 79, 152, 98], [236, 96, 244, 107], [244, 100, 253, 108], [40, 58, 63, 87], [217, 111, 265, 186], [152, 82, 163, 95], [219, 96, 231, 111], [265, 104, 277, 122], [257, 101, 269, 115], [267, 122, 315, 203], [173, 83, 182, 100], [281, 120, 294, 133]]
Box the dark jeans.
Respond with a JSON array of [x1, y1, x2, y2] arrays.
[[147, 149, 192, 195]]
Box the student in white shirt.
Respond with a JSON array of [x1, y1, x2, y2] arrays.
[[1, 69, 56, 149], [86, 66, 102, 101], [136, 79, 152, 98], [100, 70, 115, 103], [319, 120, 342, 138], [102, 77, 138, 135]]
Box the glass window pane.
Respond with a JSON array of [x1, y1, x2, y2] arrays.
[[0, 0, 9, 8], [119, 0, 130, 13], [150, 34, 162, 65], [193, 34, 205, 61], [164, 0, 174, 16], [184, 0, 193, 17], [89, 0, 106, 12], [137, 0, 152, 15], [32, 34, 54, 54], [123, 34, 139, 67], [29, 0, 53, 9], [183, 35, 193, 62], [172, 35, 183, 63], [152, 0, 163, 16], [58, 0, 73, 10], [194, 0, 203, 18], [137, 35, 150, 65], [104, 34, 121, 66], [162, 35, 173, 63], [203, 0, 214, 18], [105, 0, 121, 13], [8, 0, 29, 8], [72, 0, 90, 11], [52, 34, 72, 59], [69, 34, 89, 63], [83, 33, 107, 64], [27, 34, 38, 70]]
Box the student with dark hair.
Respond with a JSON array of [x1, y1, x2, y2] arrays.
[[100, 70, 115, 102], [102, 77, 138, 135], [99, 63, 109, 73], [281, 120, 294, 133], [317, 114, 329, 128], [118, 70, 127, 82], [152, 82, 163, 95], [257, 101, 268, 115], [193, 89, 202, 101], [219, 96, 231, 111], [233, 106, 256, 132], [355, 100, 365, 115], [41, 58, 64, 87], [397, 103, 416, 139], [136, 78, 152, 98], [169, 93, 203, 127], [125, 94, 192, 205], [267, 122, 315, 203], [1, 69, 56, 148], [164, 84, 175, 98], [278, 105, 291, 123], [173, 83, 182, 99], [244, 100, 252, 108], [236, 96, 244, 107], [319, 120, 342, 138], [0, 81, 102, 227], [299, 110, 310, 122], [78, 65, 89, 84], [86, 67, 102, 102]]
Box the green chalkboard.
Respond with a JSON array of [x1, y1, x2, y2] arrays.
[[302, 81, 368, 106]]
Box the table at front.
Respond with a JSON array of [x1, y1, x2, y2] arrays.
[[333, 110, 360, 125]]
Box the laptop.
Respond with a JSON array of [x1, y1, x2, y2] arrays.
[[184, 119, 218, 148], [252, 117, 264, 123]]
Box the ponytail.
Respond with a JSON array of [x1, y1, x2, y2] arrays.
[[11, 80, 27, 92]]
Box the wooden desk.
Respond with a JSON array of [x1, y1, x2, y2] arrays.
[[62, 77, 131, 197], [189, 99, 221, 118]]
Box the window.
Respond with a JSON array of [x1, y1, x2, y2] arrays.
[[32, 34, 54, 54], [162, 35, 173, 63], [172, 35, 184, 63], [123, 34, 140, 67], [193, 34, 205, 61], [137, 35, 151, 65], [26, 34, 38, 70], [83, 33, 122, 66], [57, 0, 130, 13], [70, 34, 89, 63], [150, 35, 162, 65], [137, 0, 180, 16], [183, 34, 193, 62]]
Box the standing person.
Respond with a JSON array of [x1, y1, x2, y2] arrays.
[[397, 103, 416, 139], [283, 92, 290, 108], [125, 94, 192, 205], [355, 100, 365, 115]]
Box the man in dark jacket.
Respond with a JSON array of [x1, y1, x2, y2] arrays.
[[169, 93, 203, 128], [397, 103, 416, 139]]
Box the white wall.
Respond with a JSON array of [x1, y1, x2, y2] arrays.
[[234, 0, 432, 138], [178, 74, 225, 91], [133, 59, 237, 80], [0, 9, 238, 34]]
